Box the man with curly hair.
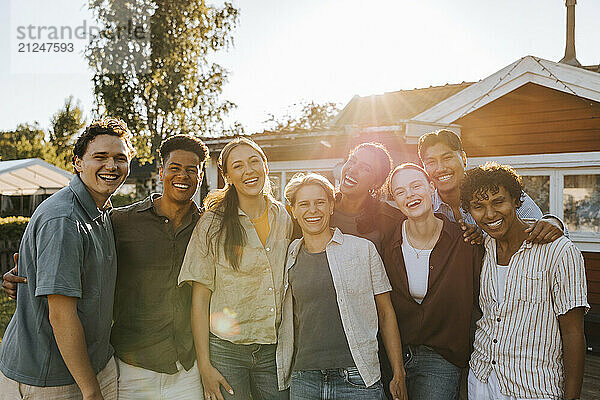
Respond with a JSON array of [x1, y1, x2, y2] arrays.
[[0, 118, 134, 400], [461, 163, 588, 400]]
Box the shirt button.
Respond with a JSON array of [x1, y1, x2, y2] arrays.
[[268, 287, 273, 291], [491, 360, 496, 365], [430, 265, 434, 270], [493, 339, 498, 344], [496, 317, 501, 322], [270, 307, 275, 312], [266, 247, 271, 252], [164, 219, 169, 224]]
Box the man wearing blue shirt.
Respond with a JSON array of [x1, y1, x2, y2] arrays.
[[0, 118, 134, 400]]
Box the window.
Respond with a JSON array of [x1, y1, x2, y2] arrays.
[[521, 175, 550, 214], [563, 174, 600, 233]]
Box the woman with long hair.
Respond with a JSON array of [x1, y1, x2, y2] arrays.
[[178, 137, 292, 400], [381, 163, 482, 400]]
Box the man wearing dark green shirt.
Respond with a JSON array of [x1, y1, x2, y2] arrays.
[[110, 135, 209, 399]]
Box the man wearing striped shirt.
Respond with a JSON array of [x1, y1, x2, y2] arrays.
[[461, 163, 588, 400]]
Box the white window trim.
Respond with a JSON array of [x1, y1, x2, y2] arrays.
[[267, 159, 344, 202], [469, 152, 600, 252]]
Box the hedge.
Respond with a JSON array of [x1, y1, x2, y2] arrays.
[[0, 216, 30, 242]]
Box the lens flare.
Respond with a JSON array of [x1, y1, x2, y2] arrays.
[[210, 308, 241, 338]]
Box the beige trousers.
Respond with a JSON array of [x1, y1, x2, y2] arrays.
[[0, 356, 118, 400]]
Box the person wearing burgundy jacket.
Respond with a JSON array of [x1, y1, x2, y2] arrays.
[[382, 163, 483, 400]]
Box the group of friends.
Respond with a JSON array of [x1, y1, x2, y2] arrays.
[[0, 118, 589, 400]]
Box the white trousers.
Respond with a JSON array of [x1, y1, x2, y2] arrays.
[[117, 358, 204, 400], [467, 369, 551, 400]]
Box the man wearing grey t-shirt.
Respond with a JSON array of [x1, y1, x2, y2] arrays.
[[0, 118, 134, 400]]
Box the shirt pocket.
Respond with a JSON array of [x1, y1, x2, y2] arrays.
[[516, 268, 547, 303]]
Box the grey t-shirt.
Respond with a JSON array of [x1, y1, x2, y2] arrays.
[[288, 245, 354, 371], [0, 175, 116, 386]]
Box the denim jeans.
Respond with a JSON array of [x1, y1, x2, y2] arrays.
[[403, 345, 461, 400], [209, 334, 286, 400], [290, 366, 385, 400]]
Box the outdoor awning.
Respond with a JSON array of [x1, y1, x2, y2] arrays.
[[0, 158, 73, 196]]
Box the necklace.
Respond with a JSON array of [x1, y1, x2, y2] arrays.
[[404, 220, 441, 259]]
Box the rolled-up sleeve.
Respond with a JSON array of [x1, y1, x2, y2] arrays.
[[35, 217, 84, 298], [551, 242, 589, 316], [368, 241, 392, 295], [177, 213, 216, 291]]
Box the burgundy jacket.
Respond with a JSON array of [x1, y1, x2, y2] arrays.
[[381, 214, 483, 368]]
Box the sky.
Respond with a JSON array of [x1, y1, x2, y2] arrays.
[[0, 0, 599, 134]]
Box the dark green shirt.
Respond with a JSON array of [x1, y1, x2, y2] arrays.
[[110, 195, 200, 374], [0, 175, 116, 386]]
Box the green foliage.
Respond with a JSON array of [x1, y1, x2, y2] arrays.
[[86, 0, 242, 161], [0, 217, 30, 242], [111, 193, 139, 208], [50, 97, 86, 170], [0, 123, 51, 161], [264, 101, 341, 132], [0, 291, 16, 342]]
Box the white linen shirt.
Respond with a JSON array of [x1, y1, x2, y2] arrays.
[[470, 235, 589, 399], [276, 228, 392, 390]]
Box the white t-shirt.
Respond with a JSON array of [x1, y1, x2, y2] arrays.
[[496, 263, 509, 304], [401, 221, 432, 304]]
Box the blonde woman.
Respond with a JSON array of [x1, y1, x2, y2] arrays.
[[277, 173, 407, 400], [178, 137, 292, 400]]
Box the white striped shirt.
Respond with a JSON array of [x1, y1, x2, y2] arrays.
[[470, 236, 589, 399]]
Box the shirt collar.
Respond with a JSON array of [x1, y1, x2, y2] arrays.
[[136, 193, 201, 216], [69, 175, 104, 221], [391, 213, 458, 247], [288, 227, 344, 261]]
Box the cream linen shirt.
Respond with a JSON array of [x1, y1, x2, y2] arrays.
[[276, 228, 392, 390], [178, 198, 292, 345], [470, 235, 589, 399]]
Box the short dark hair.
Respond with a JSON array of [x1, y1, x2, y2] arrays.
[[460, 162, 524, 212], [72, 118, 136, 166], [159, 134, 210, 165], [386, 162, 432, 198], [418, 129, 463, 161]]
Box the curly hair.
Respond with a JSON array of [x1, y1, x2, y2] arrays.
[[72, 117, 136, 167], [460, 162, 524, 212], [159, 134, 209, 165]]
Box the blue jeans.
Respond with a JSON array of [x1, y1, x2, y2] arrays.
[[209, 334, 287, 400], [403, 345, 461, 400], [290, 367, 385, 400]]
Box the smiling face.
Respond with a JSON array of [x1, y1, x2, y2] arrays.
[[468, 185, 519, 240], [292, 184, 334, 237], [74, 134, 130, 208], [390, 168, 435, 220], [340, 147, 381, 197], [224, 144, 268, 199], [421, 142, 467, 194], [160, 149, 203, 204]]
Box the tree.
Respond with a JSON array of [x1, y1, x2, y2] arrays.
[[264, 101, 340, 132], [0, 123, 50, 161], [50, 97, 86, 170], [86, 0, 241, 161]]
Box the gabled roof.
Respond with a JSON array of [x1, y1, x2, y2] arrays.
[[0, 158, 73, 195], [332, 82, 474, 127], [413, 55, 600, 124]]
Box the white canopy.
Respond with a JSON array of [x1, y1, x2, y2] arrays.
[[0, 158, 73, 196]]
